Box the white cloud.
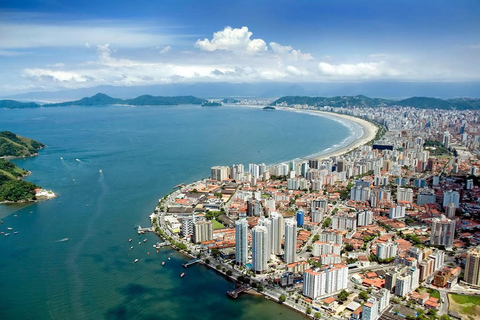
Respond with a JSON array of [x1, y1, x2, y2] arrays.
[[318, 61, 400, 78], [270, 42, 313, 61], [23, 68, 93, 83], [46, 63, 65, 68], [159, 46, 172, 54], [195, 26, 267, 54], [0, 21, 170, 49]]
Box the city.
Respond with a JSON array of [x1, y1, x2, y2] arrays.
[[151, 103, 480, 320]]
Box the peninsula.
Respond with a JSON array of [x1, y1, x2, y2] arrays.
[[0, 131, 54, 203], [150, 102, 480, 320]]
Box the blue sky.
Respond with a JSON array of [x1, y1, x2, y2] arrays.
[[1, 0, 479, 95]]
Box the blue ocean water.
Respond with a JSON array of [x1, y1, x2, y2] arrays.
[[0, 105, 351, 319]]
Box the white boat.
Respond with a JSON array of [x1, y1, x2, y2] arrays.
[[143, 238, 147, 243], [99, 169, 103, 174], [60, 238, 69, 242], [7, 227, 13, 231], [60, 157, 63, 160], [134, 259, 139, 263]]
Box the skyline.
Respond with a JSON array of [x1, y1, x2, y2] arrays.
[[1, 1, 480, 96]]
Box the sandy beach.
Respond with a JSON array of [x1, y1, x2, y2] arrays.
[[276, 107, 378, 161]]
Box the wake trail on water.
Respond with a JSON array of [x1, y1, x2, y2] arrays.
[[65, 169, 108, 319]]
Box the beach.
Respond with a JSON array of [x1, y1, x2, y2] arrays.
[[275, 107, 379, 161]]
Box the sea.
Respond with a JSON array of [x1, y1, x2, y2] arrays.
[[0, 104, 354, 320]]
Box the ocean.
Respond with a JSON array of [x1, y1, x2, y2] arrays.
[[0, 105, 352, 319]]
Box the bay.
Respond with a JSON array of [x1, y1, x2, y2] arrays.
[[0, 105, 350, 319]]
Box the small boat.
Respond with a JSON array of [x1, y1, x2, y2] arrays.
[[130, 246, 133, 250], [143, 239, 147, 243], [7, 227, 13, 231], [60, 157, 63, 160], [4, 233, 10, 236], [60, 238, 69, 242], [99, 169, 103, 174], [168, 257, 171, 260], [128, 238, 132, 242], [147, 252, 150, 255], [0, 220, 3, 224], [138, 242, 141, 245], [180, 273, 185, 278], [0, 232, 4, 234], [134, 259, 139, 263], [76, 158, 81, 162], [162, 261, 165, 266], [13, 231, 18, 235]]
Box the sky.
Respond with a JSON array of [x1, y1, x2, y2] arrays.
[[1, 0, 480, 96]]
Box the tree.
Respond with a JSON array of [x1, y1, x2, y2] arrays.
[[322, 217, 332, 228], [205, 258, 210, 264], [359, 291, 368, 301], [306, 307, 312, 315], [226, 270, 232, 276], [338, 289, 350, 301], [345, 244, 354, 252], [257, 284, 264, 292], [314, 312, 321, 319], [279, 295, 286, 303]]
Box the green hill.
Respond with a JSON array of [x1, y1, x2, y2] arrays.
[[0, 100, 41, 109], [0, 131, 43, 202], [43, 93, 207, 107], [0, 131, 45, 157]]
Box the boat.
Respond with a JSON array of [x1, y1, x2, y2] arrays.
[[60, 157, 63, 160], [130, 246, 133, 250], [162, 261, 165, 266], [99, 169, 103, 174], [180, 273, 185, 278], [134, 259, 139, 263], [0, 220, 3, 224], [128, 238, 132, 242], [168, 257, 171, 260], [7, 227, 13, 231], [147, 252, 150, 255], [60, 238, 69, 242], [13, 231, 18, 235], [143, 238, 147, 243], [4, 233, 10, 236], [138, 242, 141, 245]]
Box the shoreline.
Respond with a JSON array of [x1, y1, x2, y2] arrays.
[[150, 106, 381, 318]]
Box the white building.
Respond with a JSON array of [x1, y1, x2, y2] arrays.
[[430, 215, 455, 247], [376, 242, 398, 260], [313, 241, 341, 256], [357, 210, 373, 227], [235, 218, 248, 265], [284, 218, 297, 264], [395, 274, 411, 297], [319, 230, 343, 245], [303, 264, 348, 299], [252, 225, 269, 273], [397, 187, 414, 202], [270, 211, 284, 256], [211, 166, 229, 181], [193, 221, 213, 243], [362, 298, 379, 320], [389, 205, 406, 219]]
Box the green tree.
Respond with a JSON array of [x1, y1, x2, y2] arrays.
[[279, 295, 286, 303], [226, 270, 232, 276], [322, 217, 332, 228], [338, 289, 350, 301], [314, 312, 321, 319], [359, 291, 368, 301], [306, 307, 312, 315]]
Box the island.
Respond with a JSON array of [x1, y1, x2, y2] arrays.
[[0, 131, 54, 203], [262, 106, 276, 110], [201, 101, 223, 107]]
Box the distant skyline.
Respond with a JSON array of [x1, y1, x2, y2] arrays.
[[1, 0, 480, 96]]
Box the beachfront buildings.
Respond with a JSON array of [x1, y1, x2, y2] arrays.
[[465, 246, 480, 286], [284, 218, 297, 264], [193, 221, 213, 243], [270, 211, 284, 256], [252, 225, 269, 273], [303, 264, 348, 299], [235, 218, 248, 265]]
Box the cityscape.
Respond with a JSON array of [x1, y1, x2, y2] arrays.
[[151, 103, 480, 320]]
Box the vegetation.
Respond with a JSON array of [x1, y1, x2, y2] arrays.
[[338, 289, 350, 301], [448, 293, 480, 320], [306, 307, 312, 315], [278, 295, 286, 303], [0, 100, 41, 109], [358, 291, 368, 301], [271, 95, 480, 110], [211, 219, 225, 230], [0, 131, 44, 157], [322, 217, 332, 228], [45, 93, 207, 107]]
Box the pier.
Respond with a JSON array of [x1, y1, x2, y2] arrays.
[[227, 285, 250, 299], [137, 226, 155, 234], [182, 258, 201, 268]]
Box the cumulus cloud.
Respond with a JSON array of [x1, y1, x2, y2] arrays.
[[195, 26, 267, 54], [270, 42, 313, 61], [23, 68, 93, 83]]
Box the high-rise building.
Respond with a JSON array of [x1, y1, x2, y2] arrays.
[[362, 298, 379, 320], [331, 212, 357, 231], [430, 216, 455, 247], [193, 221, 213, 243], [397, 187, 413, 202], [357, 210, 373, 227], [235, 218, 249, 265], [296, 210, 304, 227], [270, 211, 284, 256], [376, 242, 398, 260], [389, 205, 406, 219], [181, 215, 194, 237], [395, 274, 411, 297], [385, 272, 396, 292], [465, 246, 480, 286], [320, 230, 343, 245], [374, 289, 391, 314], [303, 264, 348, 299], [284, 218, 297, 264], [443, 190, 460, 208], [252, 225, 269, 273], [408, 267, 420, 291], [211, 166, 229, 181], [446, 203, 456, 219]]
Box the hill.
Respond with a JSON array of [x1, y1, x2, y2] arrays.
[[44, 93, 207, 107], [0, 132, 43, 202], [272, 95, 480, 110], [0, 100, 41, 109]]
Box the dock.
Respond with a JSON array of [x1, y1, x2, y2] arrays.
[[137, 226, 155, 234], [227, 285, 250, 299], [182, 258, 201, 268]]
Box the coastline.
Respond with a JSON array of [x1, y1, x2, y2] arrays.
[[150, 106, 381, 318]]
